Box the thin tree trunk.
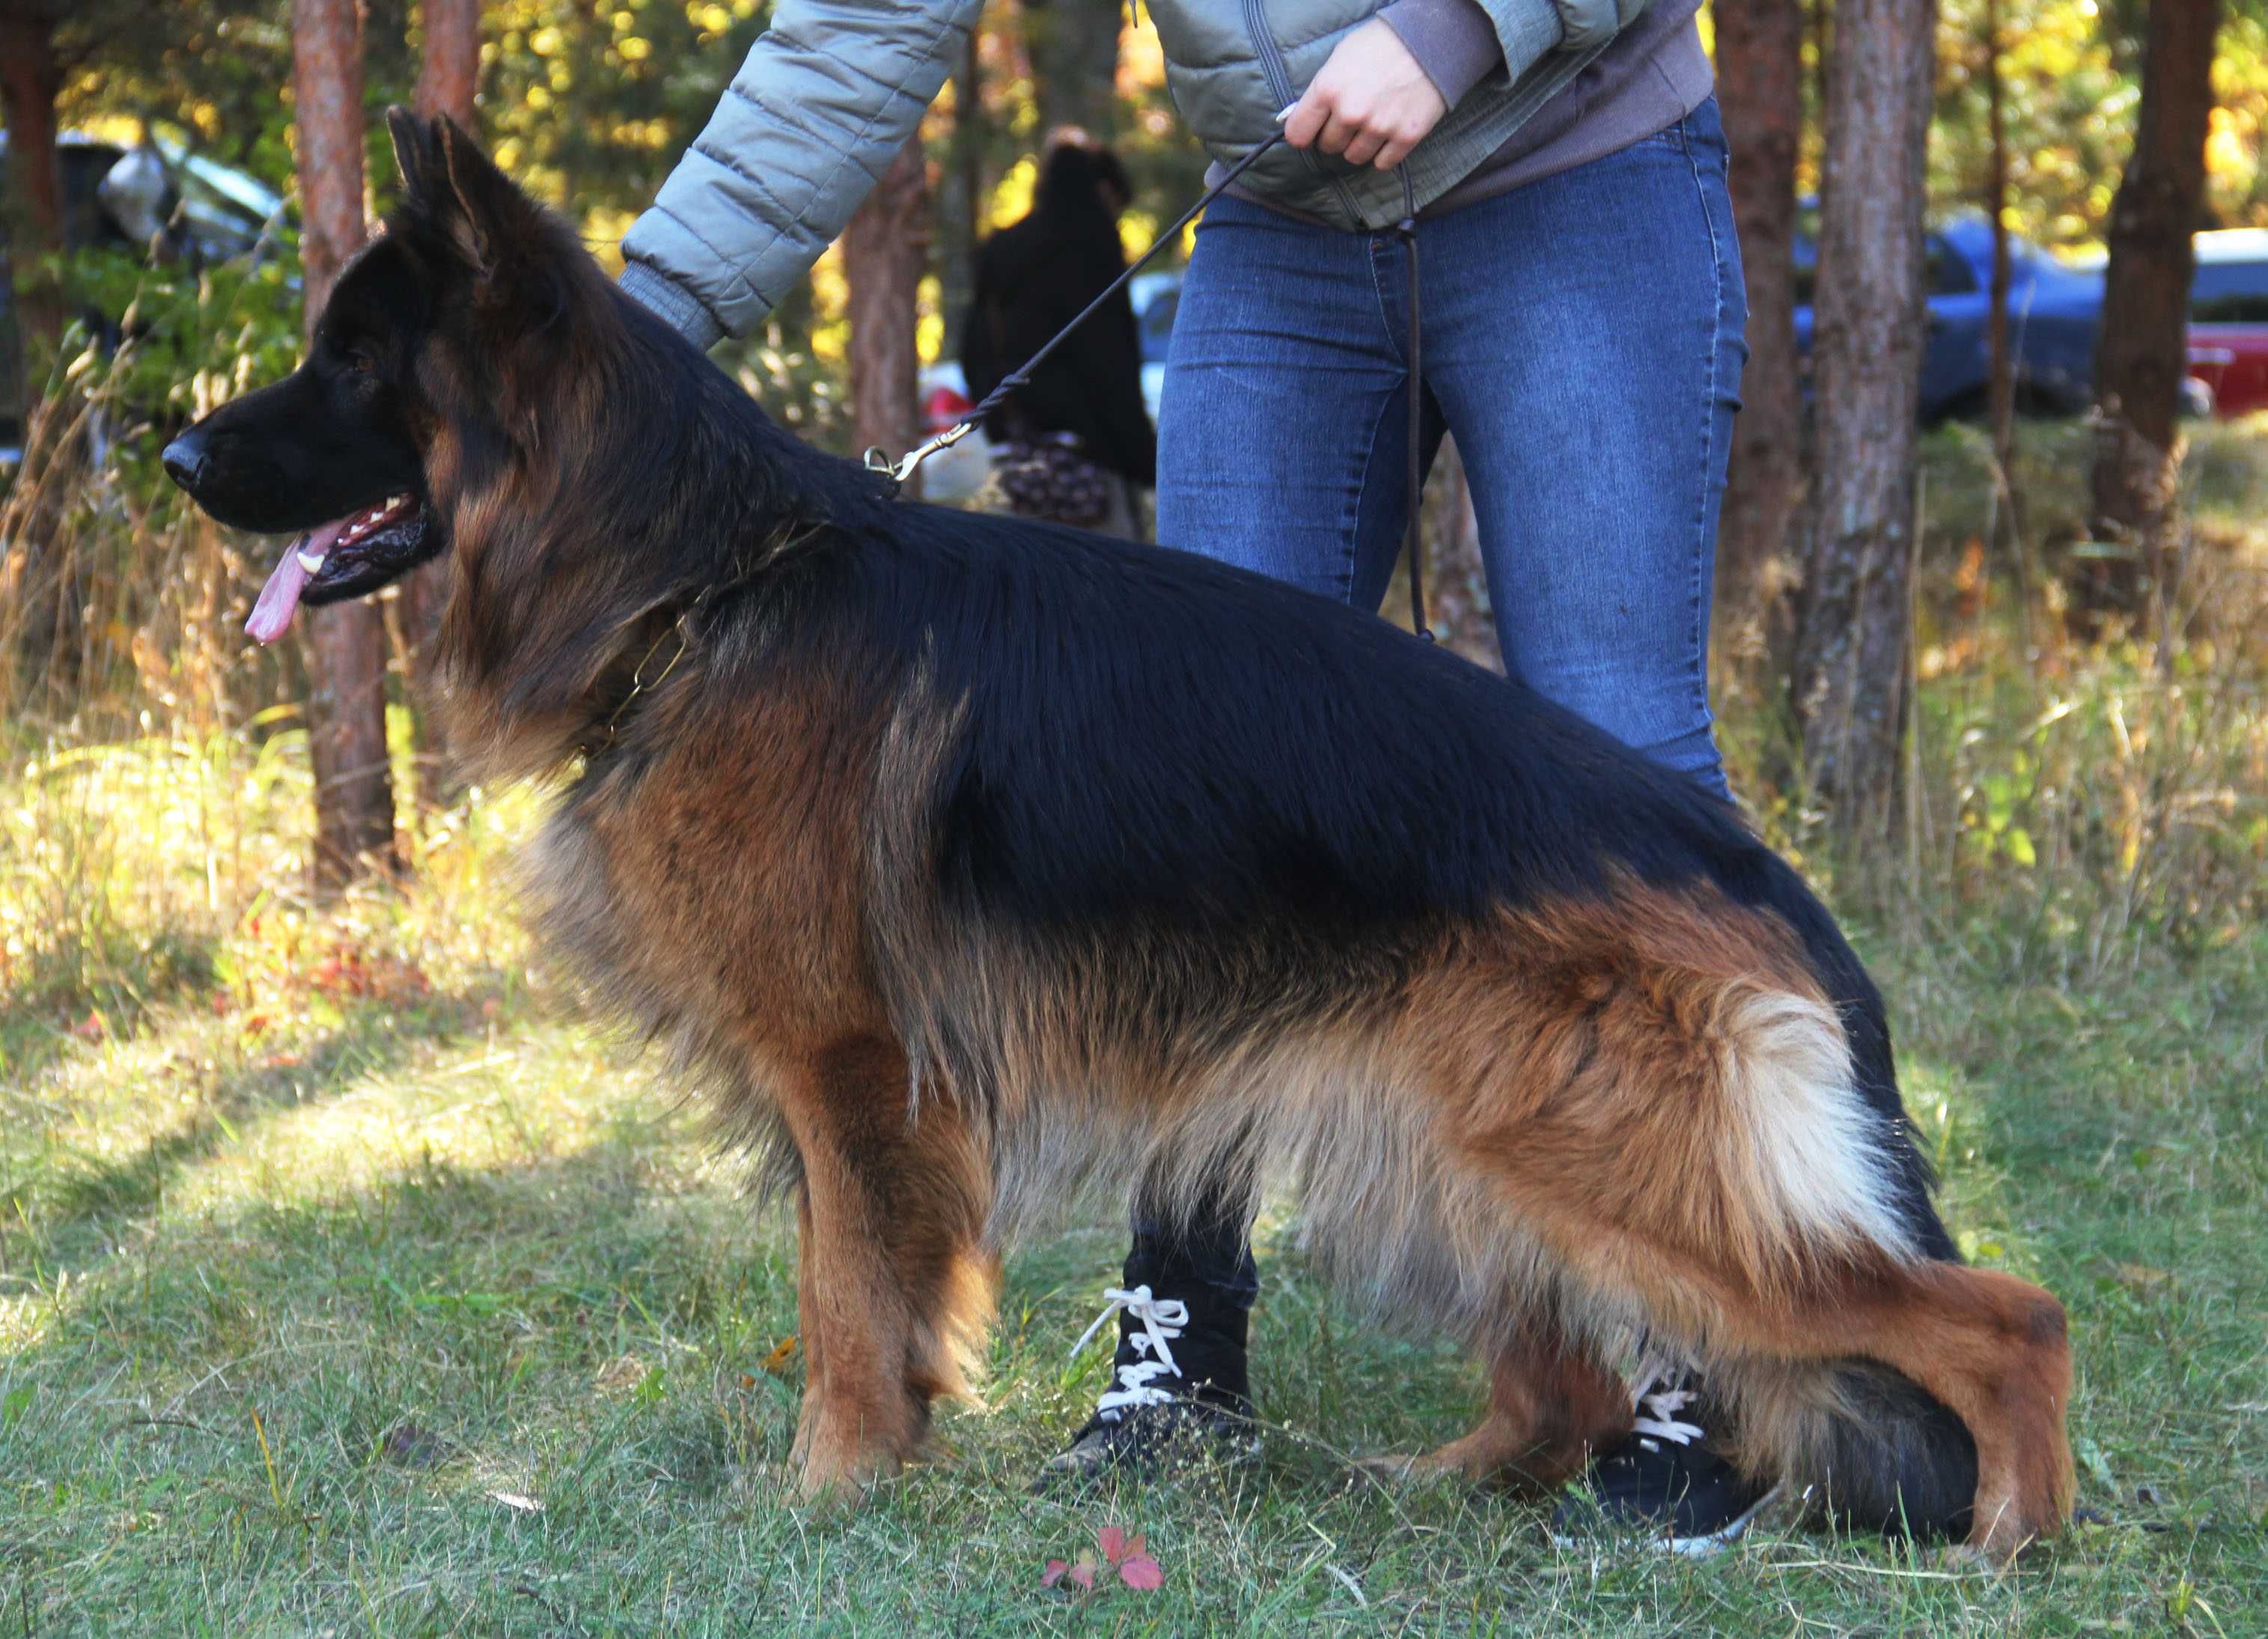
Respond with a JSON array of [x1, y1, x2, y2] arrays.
[[412, 0, 480, 126], [2081, 0, 2222, 632], [1984, 0, 2014, 460], [842, 134, 930, 499], [1981, 0, 2031, 643], [1713, 0, 1806, 653], [1022, 0, 1124, 141], [293, 0, 398, 892], [0, 0, 65, 347], [400, 0, 483, 811], [0, 0, 69, 680], [942, 25, 987, 342], [1788, 0, 1937, 840]]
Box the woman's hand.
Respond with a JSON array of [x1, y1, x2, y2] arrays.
[[1282, 19, 1448, 172]]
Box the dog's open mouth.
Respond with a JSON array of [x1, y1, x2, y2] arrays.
[[247, 493, 437, 644]]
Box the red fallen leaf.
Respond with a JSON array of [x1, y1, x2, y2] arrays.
[[1097, 1524, 1127, 1565], [1067, 1557, 1097, 1592], [1040, 1560, 1068, 1589], [71, 1010, 106, 1043], [1118, 1554, 1164, 1592]]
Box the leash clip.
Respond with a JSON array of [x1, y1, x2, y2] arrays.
[[865, 418, 978, 488]]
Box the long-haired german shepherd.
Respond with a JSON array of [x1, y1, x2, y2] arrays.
[[163, 112, 2073, 1562]]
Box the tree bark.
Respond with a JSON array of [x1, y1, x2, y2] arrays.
[[2081, 0, 2222, 629], [0, 0, 65, 347], [293, 0, 398, 891], [1980, 0, 2035, 647], [1788, 0, 1937, 839], [1022, 0, 1124, 141], [412, 0, 480, 126], [1712, 0, 1806, 647], [942, 25, 987, 343], [842, 134, 930, 499], [400, 0, 483, 808]]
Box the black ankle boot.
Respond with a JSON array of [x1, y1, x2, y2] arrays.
[[1035, 1241, 1261, 1486]]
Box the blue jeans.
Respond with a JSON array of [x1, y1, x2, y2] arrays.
[[1122, 103, 1746, 1325], [1156, 97, 1746, 802]]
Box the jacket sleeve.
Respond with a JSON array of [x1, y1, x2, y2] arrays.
[[620, 0, 981, 347], [1466, 0, 1649, 83]]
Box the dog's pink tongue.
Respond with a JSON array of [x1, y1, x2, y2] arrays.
[[246, 519, 347, 644]]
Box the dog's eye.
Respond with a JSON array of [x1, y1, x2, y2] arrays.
[[345, 348, 378, 374]]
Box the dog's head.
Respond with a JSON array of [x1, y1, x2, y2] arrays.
[[164, 109, 593, 644]]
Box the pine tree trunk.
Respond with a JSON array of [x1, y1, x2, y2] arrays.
[[2081, 0, 2222, 629], [400, 0, 483, 811], [942, 27, 987, 343], [0, 0, 65, 347], [1788, 0, 1937, 840], [843, 135, 931, 500], [293, 0, 398, 892], [412, 0, 480, 126], [1713, 0, 1806, 649], [1982, 0, 2031, 637]]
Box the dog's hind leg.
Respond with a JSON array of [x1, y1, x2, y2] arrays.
[[1370, 1324, 1630, 1492], [1753, 1262, 2073, 1565], [775, 1034, 993, 1502]]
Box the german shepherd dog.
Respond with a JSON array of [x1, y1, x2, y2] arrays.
[[164, 113, 2073, 1562]]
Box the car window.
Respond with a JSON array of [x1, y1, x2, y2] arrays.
[[1926, 235, 1978, 296], [2191, 260, 2268, 323]]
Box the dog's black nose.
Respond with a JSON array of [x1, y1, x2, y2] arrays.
[[161, 432, 207, 492]]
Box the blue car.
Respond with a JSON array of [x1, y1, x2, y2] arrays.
[[1793, 211, 2104, 422]]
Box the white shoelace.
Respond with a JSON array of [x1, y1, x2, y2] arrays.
[[1629, 1354, 1707, 1454], [1069, 1284, 1189, 1421]]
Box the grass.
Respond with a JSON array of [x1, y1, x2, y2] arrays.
[[3, 790, 2264, 1636], [2, 417, 2267, 1632]]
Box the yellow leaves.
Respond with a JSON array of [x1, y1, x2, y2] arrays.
[[808, 245, 848, 365], [2205, 108, 2251, 182], [916, 272, 945, 366], [530, 24, 564, 56], [580, 204, 636, 274], [988, 157, 1036, 232], [618, 37, 650, 63]]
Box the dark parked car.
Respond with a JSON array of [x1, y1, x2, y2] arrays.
[[1793, 210, 2105, 423], [1, 129, 285, 460]]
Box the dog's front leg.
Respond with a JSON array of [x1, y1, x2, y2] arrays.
[[775, 1034, 993, 1504]]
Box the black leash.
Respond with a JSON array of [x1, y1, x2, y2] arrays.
[[868, 132, 1432, 641], [1395, 167, 1430, 642]]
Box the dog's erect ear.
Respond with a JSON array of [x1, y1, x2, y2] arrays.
[[387, 106, 539, 284], [385, 106, 436, 209]]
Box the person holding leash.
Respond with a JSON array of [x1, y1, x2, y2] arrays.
[[621, 0, 1761, 1553]]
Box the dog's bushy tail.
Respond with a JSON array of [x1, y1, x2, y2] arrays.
[[1731, 914, 1979, 1539]]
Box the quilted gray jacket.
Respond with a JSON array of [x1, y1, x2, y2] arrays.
[[620, 0, 1647, 348]]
